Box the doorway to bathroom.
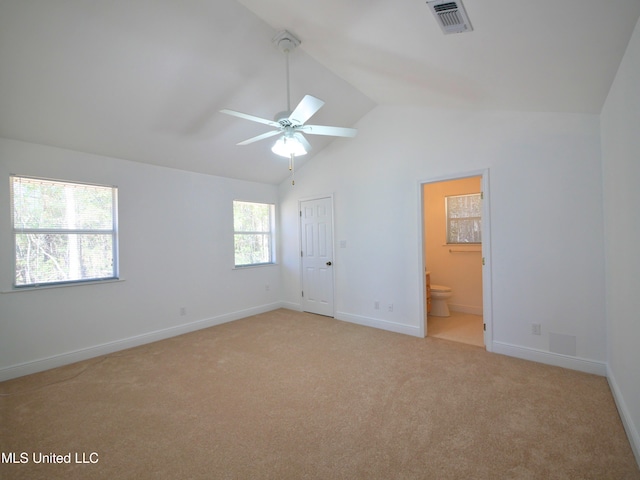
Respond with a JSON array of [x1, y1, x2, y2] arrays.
[[421, 170, 493, 350]]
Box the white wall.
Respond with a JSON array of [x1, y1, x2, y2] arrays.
[[279, 105, 606, 370], [0, 138, 281, 380], [424, 176, 483, 314], [601, 17, 640, 465]]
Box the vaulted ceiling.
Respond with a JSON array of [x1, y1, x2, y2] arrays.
[[1, 0, 639, 184]]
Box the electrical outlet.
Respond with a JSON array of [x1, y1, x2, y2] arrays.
[[180, 307, 187, 316], [374, 301, 380, 310], [265, 284, 270, 291], [388, 303, 394, 312], [531, 323, 541, 335]]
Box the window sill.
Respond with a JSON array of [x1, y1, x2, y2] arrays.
[[444, 245, 482, 253], [233, 263, 278, 270], [1, 278, 125, 294]]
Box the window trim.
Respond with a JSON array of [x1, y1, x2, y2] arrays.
[[232, 200, 276, 268], [10, 174, 119, 289]]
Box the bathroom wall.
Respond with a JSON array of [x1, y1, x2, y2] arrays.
[[424, 177, 483, 314]]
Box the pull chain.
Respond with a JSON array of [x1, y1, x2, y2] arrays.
[[290, 153, 295, 185]]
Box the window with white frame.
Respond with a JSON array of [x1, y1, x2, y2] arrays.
[[11, 175, 118, 287], [446, 193, 482, 244], [233, 201, 275, 267]]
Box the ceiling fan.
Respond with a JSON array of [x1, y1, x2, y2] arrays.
[[220, 30, 357, 183]]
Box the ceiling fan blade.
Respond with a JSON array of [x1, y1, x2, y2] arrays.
[[288, 95, 325, 125], [294, 132, 312, 153], [220, 109, 280, 128], [299, 125, 357, 138], [237, 129, 282, 146]]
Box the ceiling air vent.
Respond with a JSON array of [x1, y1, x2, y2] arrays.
[[427, 0, 473, 34]]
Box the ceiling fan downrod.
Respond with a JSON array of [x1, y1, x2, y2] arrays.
[[273, 30, 301, 114]]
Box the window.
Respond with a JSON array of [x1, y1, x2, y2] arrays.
[[446, 193, 482, 244], [233, 201, 275, 267], [11, 175, 118, 287]]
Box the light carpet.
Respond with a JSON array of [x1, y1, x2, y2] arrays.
[[1, 309, 638, 479]]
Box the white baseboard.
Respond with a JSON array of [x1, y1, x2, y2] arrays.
[[449, 303, 483, 315], [280, 301, 302, 311], [0, 302, 285, 382], [336, 311, 423, 337], [492, 341, 607, 376], [277, 304, 422, 337], [606, 366, 640, 468]]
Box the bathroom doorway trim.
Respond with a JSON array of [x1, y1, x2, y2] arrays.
[[418, 168, 493, 351]]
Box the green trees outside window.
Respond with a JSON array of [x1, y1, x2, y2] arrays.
[[11, 175, 118, 287], [233, 201, 275, 267]]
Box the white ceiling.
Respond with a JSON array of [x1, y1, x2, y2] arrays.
[[1, 0, 639, 184]]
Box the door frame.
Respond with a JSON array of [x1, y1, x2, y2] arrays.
[[418, 169, 493, 351], [298, 193, 336, 317]]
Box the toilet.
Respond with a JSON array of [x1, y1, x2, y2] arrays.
[[430, 284, 453, 317]]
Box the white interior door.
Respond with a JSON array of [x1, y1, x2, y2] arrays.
[[300, 197, 334, 317]]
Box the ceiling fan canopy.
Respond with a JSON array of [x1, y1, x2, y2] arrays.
[[220, 30, 357, 160]]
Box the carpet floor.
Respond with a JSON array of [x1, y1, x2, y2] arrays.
[[1, 308, 638, 479]]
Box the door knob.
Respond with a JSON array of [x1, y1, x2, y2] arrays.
[[326, 261, 332, 266]]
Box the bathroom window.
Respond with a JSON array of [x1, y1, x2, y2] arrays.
[[11, 175, 119, 288], [446, 193, 481, 244]]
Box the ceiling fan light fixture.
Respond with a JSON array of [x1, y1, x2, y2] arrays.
[[271, 135, 307, 158], [220, 29, 355, 185]]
